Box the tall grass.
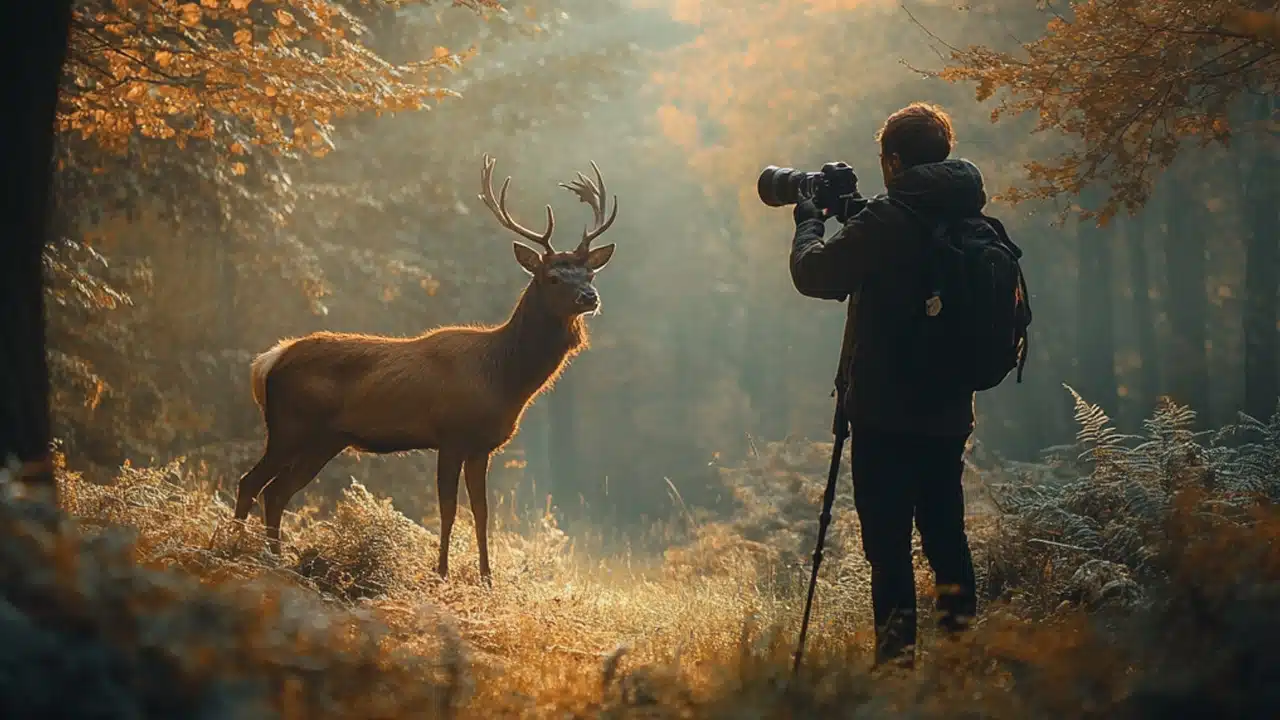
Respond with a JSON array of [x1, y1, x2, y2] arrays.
[[0, 393, 1275, 717]]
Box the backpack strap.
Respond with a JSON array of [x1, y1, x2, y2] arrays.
[[883, 195, 958, 317], [982, 213, 1032, 383], [980, 214, 1024, 260]]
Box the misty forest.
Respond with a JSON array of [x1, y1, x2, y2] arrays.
[[3, 0, 1280, 717]]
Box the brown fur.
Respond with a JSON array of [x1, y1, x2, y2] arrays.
[[260, 286, 587, 455], [233, 154, 617, 584], [232, 270, 593, 580]]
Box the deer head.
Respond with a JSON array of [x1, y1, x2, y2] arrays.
[[479, 154, 618, 317]]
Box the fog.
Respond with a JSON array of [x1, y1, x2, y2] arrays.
[[49, 0, 1278, 543]]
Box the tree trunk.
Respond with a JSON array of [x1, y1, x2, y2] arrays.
[[1243, 95, 1279, 421], [1125, 209, 1161, 419], [1075, 212, 1119, 413], [0, 1, 73, 504], [1161, 171, 1213, 424]]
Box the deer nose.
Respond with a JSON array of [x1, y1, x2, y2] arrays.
[[577, 288, 599, 306]]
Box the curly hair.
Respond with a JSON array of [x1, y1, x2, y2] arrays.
[[876, 102, 955, 168]]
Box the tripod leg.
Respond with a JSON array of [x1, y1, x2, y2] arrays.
[[792, 429, 847, 675]]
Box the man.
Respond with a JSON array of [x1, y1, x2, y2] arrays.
[[789, 102, 980, 669]]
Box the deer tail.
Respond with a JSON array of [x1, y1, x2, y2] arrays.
[[249, 340, 292, 412]]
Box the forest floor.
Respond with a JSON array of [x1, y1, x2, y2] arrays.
[[7, 420, 1279, 718], [50, 443, 920, 711]]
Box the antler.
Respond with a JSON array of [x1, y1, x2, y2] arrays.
[[479, 154, 556, 255], [558, 160, 618, 255]]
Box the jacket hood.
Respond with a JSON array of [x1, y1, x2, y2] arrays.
[[885, 158, 987, 219]]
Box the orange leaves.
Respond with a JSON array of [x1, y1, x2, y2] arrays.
[[648, 0, 882, 231], [937, 0, 1276, 218], [670, 0, 702, 25], [655, 104, 699, 150], [1221, 9, 1280, 44], [62, 0, 485, 168], [178, 3, 202, 26]]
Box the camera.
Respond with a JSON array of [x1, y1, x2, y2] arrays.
[[757, 162, 858, 220], [757, 166, 825, 208]]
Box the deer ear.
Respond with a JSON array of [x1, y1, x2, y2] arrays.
[[583, 243, 615, 271], [513, 242, 542, 275]]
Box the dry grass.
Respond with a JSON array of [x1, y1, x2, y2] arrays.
[[53, 449, 899, 715], [3, 398, 1277, 717]]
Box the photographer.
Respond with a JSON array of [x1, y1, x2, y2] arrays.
[[789, 102, 982, 670]]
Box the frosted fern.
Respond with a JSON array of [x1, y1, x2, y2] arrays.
[[983, 389, 1280, 616]]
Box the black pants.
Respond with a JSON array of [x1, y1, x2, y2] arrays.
[[850, 428, 977, 667]]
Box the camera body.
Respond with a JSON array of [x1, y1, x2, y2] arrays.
[[757, 162, 859, 222]]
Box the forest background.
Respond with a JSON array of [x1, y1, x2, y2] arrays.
[[48, 0, 1278, 539], [8, 0, 1278, 715]]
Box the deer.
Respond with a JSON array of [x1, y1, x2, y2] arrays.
[[231, 153, 619, 584]]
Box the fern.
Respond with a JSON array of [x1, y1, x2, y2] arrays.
[[1210, 399, 1280, 502], [1064, 384, 1128, 468], [985, 389, 1280, 614]]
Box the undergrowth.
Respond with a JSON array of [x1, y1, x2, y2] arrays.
[[981, 389, 1280, 617], [0, 390, 1275, 717]]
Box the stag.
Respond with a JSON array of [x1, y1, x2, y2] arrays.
[[232, 154, 618, 583]]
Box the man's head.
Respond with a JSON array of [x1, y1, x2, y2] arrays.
[[876, 102, 956, 185]]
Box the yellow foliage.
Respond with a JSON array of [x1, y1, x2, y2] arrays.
[[60, 0, 496, 160], [940, 0, 1279, 217]]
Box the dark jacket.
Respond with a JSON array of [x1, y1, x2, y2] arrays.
[[789, 158, 986, 437]]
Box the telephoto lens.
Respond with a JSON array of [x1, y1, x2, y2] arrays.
[[757, 165, 822, 207]]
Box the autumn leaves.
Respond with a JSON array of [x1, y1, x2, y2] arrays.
[[61, 0, 478, 168]]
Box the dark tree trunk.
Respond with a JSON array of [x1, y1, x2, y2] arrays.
[[1162, 172, 1213, 424], [1075, 212, 1119, 413], [0, 2, 73, 504], [1125, 209, 1161, 418], [1243, 95, 1279, 421]]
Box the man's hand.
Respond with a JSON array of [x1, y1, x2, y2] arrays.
[[794, 198, 826, 227]]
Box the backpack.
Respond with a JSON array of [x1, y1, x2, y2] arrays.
[[894, 203, 1033, 392]]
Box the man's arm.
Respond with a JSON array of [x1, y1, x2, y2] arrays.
[[789, 199, 894, 300]]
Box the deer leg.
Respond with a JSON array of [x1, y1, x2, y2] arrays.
[[262, 445, 341, 556], [435, 448, 464, 580], [234, 442, 286, 522], [463, 453, 493, 585]]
